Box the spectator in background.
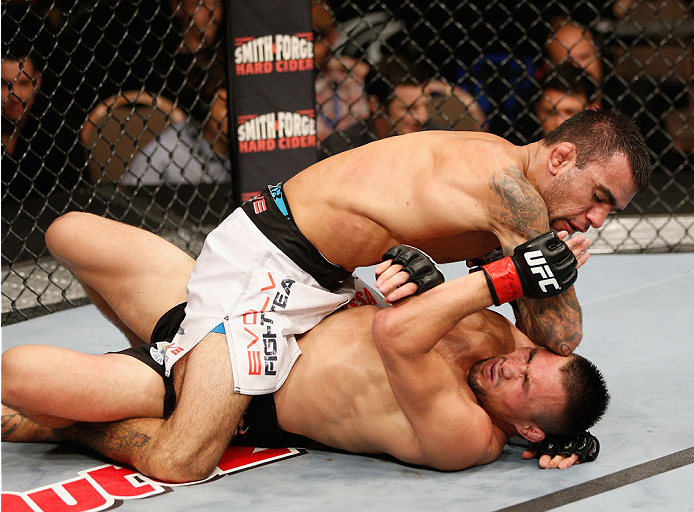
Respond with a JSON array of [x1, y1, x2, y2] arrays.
[[425, 79, 487, 133], [162, 0, 225, 114], [320, 54, 443, 158], [312, 0, 340, 71], [1, 40, 84, 200], [121, 58, 230, 186], [545, 17, 603, 86], [511, 15, 605, 144], [313, 0, 372, 142], [535, 63, 598, 136], [315, 56, 373, 143], [171, 0, 224, 55]]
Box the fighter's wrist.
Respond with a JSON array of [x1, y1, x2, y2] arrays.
[[482, 256, 524, 306]]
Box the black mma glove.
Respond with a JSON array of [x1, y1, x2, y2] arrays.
[[537, 431, 600, 463], [481, 231, 577, 306], [468, 246, 504, 269], [382, 245, 445, 295]]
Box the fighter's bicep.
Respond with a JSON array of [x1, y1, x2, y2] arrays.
[[385, 355, 492, 469], [486, 166, 550, 252], [377, 347, 479, 449]]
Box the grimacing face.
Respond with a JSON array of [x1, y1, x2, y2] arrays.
[[468, 347, 568, 433]]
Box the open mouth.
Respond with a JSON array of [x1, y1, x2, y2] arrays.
[[569, 220, 589, 233]]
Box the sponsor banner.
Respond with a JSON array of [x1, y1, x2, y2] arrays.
[[2, 446, 305, 512], [227, 1, 316, 202]]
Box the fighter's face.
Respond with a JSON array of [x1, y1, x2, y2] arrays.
[[543, 152, 637, 235], [468, 347, 568, 430]]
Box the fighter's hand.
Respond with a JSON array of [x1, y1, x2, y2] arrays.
[[522, 445, 581, 469], [466, 231, 590, 271], [375, 259, 416, 302], [556, 230, 591, 270], [481, 231, 577, 306], [375, 245, 444, 302], [521, 431, 600, 469]]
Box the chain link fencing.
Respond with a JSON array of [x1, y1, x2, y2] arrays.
[[2, 0, 693, 323]]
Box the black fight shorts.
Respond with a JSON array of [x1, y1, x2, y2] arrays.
[[113, 303, 187, 418]]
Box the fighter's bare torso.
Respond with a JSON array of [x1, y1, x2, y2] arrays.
[[273, 306, 532, 468], [285, 131, 535, 269]]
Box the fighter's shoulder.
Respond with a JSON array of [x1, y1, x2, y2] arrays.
[[425, 404, 503, 470], [447, 133, 520, 172]]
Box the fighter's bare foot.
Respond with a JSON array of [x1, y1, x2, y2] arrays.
[[1, 405, 58, 443]]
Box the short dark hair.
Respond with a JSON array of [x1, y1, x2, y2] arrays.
[[542, 108, 652, 191], [543, 354, 610, 434], [365, 54, 431, 106], [541, 63, 597, 102], [2, 37, 42, 72], [1, 4, 46, 72]]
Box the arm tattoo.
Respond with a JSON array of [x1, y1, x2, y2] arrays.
[[488, 168, 583, 352], [1, 410, 27, 440], [517, 290, 582, 354]]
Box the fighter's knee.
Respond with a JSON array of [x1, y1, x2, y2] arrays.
[[169, 458, 218, 483], [1, 346, 33, 405], [142, 448, 220, 483], [45, 211, 91, 258]]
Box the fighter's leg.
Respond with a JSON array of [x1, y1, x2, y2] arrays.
[[45, 212, 194, 345], [52, 333, 251, 483], [2, 345, 166, 428], [1, 404, 57, 442]]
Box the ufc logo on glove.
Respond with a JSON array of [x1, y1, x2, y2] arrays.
[[481, 231, 577, 306], [523, 251, 560, 293]]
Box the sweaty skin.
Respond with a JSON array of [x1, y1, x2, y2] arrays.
[[286, 130, 622, 354], [0, 306, 540, 471], [276, 306, 528, 464], [1, 217, 590, 478], [286, 131, 512, 268]]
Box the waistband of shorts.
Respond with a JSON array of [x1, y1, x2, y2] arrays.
[[112, 344, 177, 419], [230, 394, 316, 449], [241, 183, 351, 291], [151, 302, 187, 344]]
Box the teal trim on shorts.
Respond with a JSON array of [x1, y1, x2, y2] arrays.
[[211, 323, 226, 334], [269, 183, 290, 220]]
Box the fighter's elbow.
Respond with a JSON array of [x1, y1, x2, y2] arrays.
[[371, 308, 406, 353], [372, 308, 394, 345], [545, 328, 582, 356]]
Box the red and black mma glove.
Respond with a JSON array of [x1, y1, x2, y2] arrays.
[[382, 245, 445, 295], [481, 231, 577, 306]]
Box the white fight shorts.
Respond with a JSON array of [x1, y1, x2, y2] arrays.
[[162, 207, 380, 394]]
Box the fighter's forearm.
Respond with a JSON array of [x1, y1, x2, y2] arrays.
[[375, 271, 493, 355], [515, 288, 582, 355]]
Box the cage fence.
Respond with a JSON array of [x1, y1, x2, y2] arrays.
[[2, 0, 692, 324]]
